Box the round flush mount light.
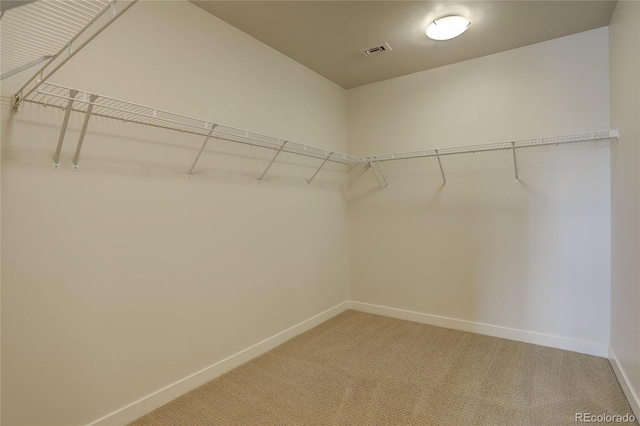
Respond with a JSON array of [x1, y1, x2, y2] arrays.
[[426, 16, 470, 41]]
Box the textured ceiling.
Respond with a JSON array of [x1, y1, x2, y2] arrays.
[[191, 1, 616, 89]]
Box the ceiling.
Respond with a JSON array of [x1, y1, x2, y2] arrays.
[[191, 1, 616, 89]]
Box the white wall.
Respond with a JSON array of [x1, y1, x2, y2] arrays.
[[1, 2, 348, 425], [348, 28, 611, 353], [609, 0, 640, 415], [0, 3, 625, 424]]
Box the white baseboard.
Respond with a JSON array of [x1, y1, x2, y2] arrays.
[[609, 347, 640, 419], [348, 301, 609, 358], [88, 301, 350, 426], [88, 300, 612, 425]]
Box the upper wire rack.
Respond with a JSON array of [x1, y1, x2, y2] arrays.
[[1, 0, 111, 96], [25, 81, 362, 165]]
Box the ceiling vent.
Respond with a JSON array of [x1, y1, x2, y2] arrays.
[[360, 43, 392, 57]]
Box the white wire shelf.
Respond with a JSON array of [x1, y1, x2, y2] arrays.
[[0, 0, 619, 185], [366, 130, 617, 162], [20, 83, 617, 185], [361, 129, 617, 187], [25, 81, 361, 165]]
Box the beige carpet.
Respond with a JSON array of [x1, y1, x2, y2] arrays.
[[130, 310, 637, 425]]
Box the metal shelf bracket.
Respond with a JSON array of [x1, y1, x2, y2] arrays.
[[435, 149, 446, 185], [259, 141, 287, 182], [511, 142, 519, 182], [368, 158, 388, 189], [52, 89, 78, 170], [375, 159, 388, 188], [72, 94, 99, 171], [187, 124, 218, 179], [307, 152, 333, 184]]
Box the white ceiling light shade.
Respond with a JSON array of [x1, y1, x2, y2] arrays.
[[426, 16, 471, 41]]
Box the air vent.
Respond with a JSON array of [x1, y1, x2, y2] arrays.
[[360, 43, 392, 57]]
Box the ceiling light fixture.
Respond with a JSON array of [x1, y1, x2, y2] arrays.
[[426, 16, 470, 41]]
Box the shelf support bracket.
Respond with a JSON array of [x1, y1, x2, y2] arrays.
[[375, 159, 388, 188], [435, 149, 446, 185], [187, 125, 218, 178], [368, 161, 382, 187], [1, 56, 54, 81], [368, 158, 388, 189], [307, 152, 332, 184], [53, 89, 78, 170], [511, 142, 519, 182], [71, 94, 98, 171], [259, 141, 287, 182]]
